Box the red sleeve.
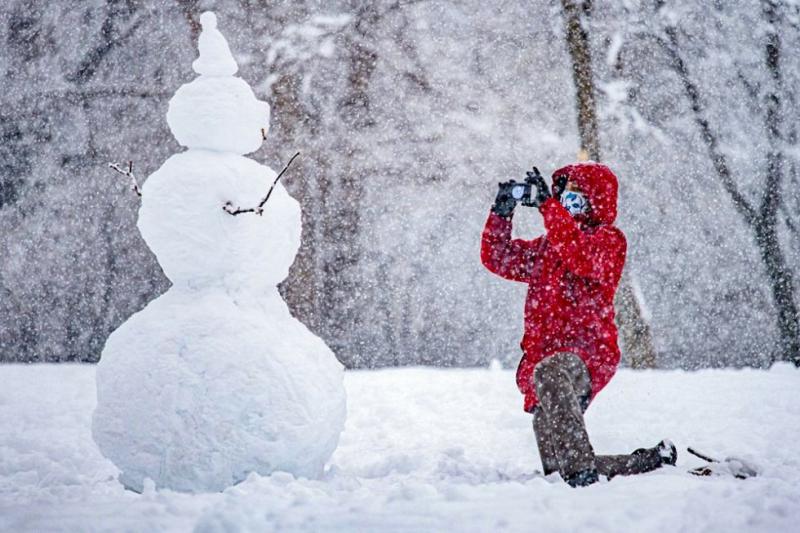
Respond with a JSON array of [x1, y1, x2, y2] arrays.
[[539, 198, 626, 284], [480, 211, 544, 283]]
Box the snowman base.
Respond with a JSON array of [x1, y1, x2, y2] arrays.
[[94, 289, 346, 493]]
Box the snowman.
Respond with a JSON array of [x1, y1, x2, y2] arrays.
[[92, 12, 346, 493]]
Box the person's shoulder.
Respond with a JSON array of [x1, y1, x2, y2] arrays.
[[596, 225, 626, 248]]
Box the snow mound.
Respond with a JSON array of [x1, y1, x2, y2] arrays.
[[93, 290, 345, 493]]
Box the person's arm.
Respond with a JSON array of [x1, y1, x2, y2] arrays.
[[480, 211, 543, 282], [539, 197, 626, 283], [481, 170, 551, 282]]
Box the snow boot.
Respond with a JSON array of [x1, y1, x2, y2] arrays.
[[656, 439, 678, 466], [564, 468, 600, 488], [628, 439, 677, 473]]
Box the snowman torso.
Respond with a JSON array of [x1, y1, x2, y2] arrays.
[[139, 151, 299, 292], [92, 12, 346, 493]]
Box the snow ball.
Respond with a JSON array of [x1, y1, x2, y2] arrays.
[[138, 152, 299, 290], [167, 76, 269, 154], [200, 11, 217, 29], [769, 361, 799, 375], [92, 290, 347, 493]]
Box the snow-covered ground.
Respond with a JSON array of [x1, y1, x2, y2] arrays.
[[1, 363, 798, 532]]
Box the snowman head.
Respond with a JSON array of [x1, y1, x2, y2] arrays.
[[167, 12, 269, 155]]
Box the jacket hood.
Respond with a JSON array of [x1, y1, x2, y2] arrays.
[[552, 162, 618, 226]]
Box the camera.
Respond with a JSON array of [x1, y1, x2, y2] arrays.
[[500, 168, 542, 207]]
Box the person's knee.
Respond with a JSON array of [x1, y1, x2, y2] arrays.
[[534, 353, 574, 385], [533, 359, 564, 401], [533, 356, 560, 383]]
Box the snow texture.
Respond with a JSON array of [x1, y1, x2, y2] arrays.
[[91, 12, 346, 493], [2, 364, 799, 532]]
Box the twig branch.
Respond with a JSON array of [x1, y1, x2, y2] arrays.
[[223, 152, 301, 216], [108, 161, 142, 197], [687, 447, 718, 463]]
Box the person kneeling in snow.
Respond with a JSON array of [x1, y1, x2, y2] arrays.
[[480, 162, 676, 487]]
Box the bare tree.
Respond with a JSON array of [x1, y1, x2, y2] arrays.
[[0, 0, 188, 362], [262, 1, 435, 367], [622, 0, 800, 365], [559, 0, 658, 368], [259, 4, 379, 364]]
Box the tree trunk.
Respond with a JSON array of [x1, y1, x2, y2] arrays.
[[758, 0, 800, 365], [755, 221, 800, 364], [561, 0, 601, 162], [560, 0, 658, 368], [271, 68, 324, 333]]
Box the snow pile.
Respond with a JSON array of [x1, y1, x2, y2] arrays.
[[2, 364, 799, 532], [91, 11, 346, 493]]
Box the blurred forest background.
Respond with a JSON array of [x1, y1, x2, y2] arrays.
[[1, 0, 799, 369]]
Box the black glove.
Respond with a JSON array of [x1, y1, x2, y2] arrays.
[[524, 167, 551, 208], [492, 181, 518, 218]]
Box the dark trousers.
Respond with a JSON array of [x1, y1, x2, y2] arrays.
[[532, 352, 662, 479]]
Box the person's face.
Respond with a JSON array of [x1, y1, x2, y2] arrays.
[[561, 179, 590, 216]]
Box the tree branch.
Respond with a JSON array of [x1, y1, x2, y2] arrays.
[[758, 0, 784, 224], [68, 8, 148, 84], [108, 161, 142, 196], [736, 69, 760, 103], [223, 152, 301, 216], [661, 25, 758, 226], [687, 447, 718, 463]]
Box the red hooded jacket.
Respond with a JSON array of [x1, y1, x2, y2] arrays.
[[480, 162, 626, 412]]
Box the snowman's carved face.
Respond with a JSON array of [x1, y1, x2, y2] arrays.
[[138, 152, 301, 290]]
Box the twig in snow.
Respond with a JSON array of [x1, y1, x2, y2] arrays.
[[108, 161, 142, 197], [687, 447, 717, 463], [223, 151, 301, 216]]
